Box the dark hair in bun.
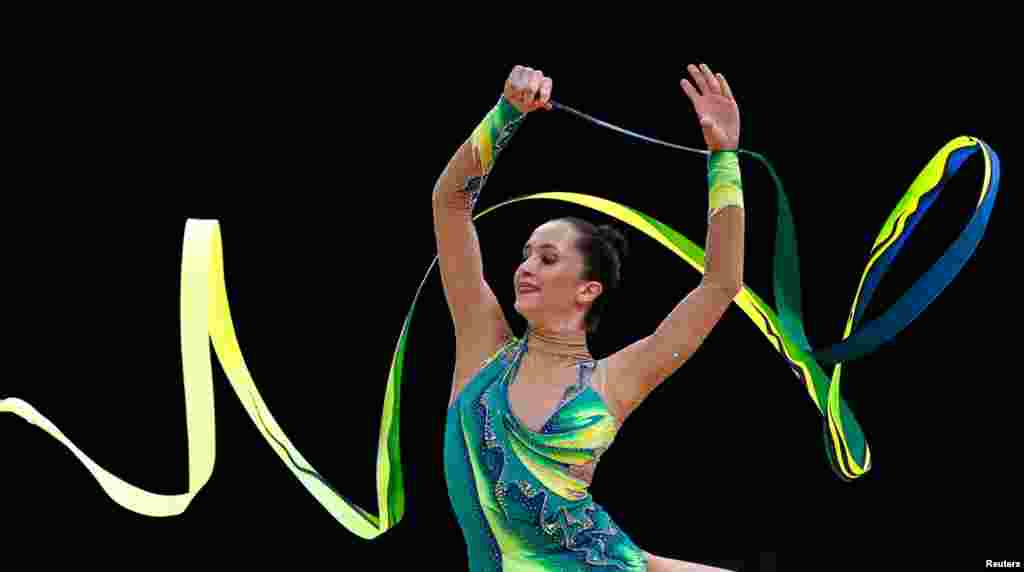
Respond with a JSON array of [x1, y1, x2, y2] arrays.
[[556, 217, 629, 334], [596, 224, 629, 262]]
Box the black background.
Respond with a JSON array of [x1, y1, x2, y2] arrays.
[[2, 28, 1016, 571]]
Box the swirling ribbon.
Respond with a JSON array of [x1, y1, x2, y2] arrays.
[[1, 101, 1000, 540]]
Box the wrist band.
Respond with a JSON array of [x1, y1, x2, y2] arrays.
[[471, 96, 526, 176], [708, 150, 744, 217]]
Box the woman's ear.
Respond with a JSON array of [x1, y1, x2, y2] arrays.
[[579, 281, 603, 304]]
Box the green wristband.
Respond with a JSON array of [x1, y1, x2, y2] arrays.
[[707, 150, 744, 215], [471, 95, 526, 174]]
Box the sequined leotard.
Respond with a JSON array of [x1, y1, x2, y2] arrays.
[[444, 331, 648, 571]]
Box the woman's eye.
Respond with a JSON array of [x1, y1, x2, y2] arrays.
[[521, 252, 555, 264]]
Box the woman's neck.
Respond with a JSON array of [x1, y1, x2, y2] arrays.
[[523, 324, 592, 366]]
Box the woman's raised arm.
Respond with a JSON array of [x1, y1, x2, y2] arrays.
[[602, 63, 745, 423], [432, 66, 553, 386]]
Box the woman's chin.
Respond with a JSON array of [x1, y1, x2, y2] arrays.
[[513, 299, 536, 316]]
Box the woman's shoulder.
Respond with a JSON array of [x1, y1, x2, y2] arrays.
[[449, 331, 520, 408], [454, 322, 516, 369], [485, 331, 521, 365]]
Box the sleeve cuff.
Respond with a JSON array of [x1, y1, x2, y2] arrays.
[[497, 95, 525, 122]]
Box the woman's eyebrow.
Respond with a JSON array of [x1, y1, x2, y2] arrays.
[[523, 242, 558, 251]]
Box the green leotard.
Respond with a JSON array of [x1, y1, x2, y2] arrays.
[[444, 330, 648, 571]]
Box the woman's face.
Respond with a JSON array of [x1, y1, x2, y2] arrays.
[[513, 220, 602, 326]]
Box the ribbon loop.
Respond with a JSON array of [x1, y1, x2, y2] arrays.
[[1, 101, 999, 537]]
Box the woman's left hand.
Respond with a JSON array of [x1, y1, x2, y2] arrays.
[[680, 63, 740, 152]]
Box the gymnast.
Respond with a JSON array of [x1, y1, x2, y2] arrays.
[[434, 63, 744, 571]]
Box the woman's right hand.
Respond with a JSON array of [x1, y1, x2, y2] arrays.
[[680, 63, 740, 152], [504, 65, 553, 113]]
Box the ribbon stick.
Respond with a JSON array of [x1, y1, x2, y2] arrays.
[[1, 100, 1000, 539]]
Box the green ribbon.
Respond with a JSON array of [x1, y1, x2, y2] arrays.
[[1, 119, 999, 539]]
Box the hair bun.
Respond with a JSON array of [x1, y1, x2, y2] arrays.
[[596, 224, 629, 261]]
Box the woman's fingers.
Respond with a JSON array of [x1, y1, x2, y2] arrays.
[[688, 64, 709, 96], [517, 67, 532, 104], [540, 77, 554, 110], [718, 73, 734, 100], [512, 66, 529, 104], [700, 63, 722, 96], [680, 78, 699, 104], [503, 66, 553, 112], [506, 66, 523, 101], [683, 63, 734, 105], [527, 70, 543, 108]]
